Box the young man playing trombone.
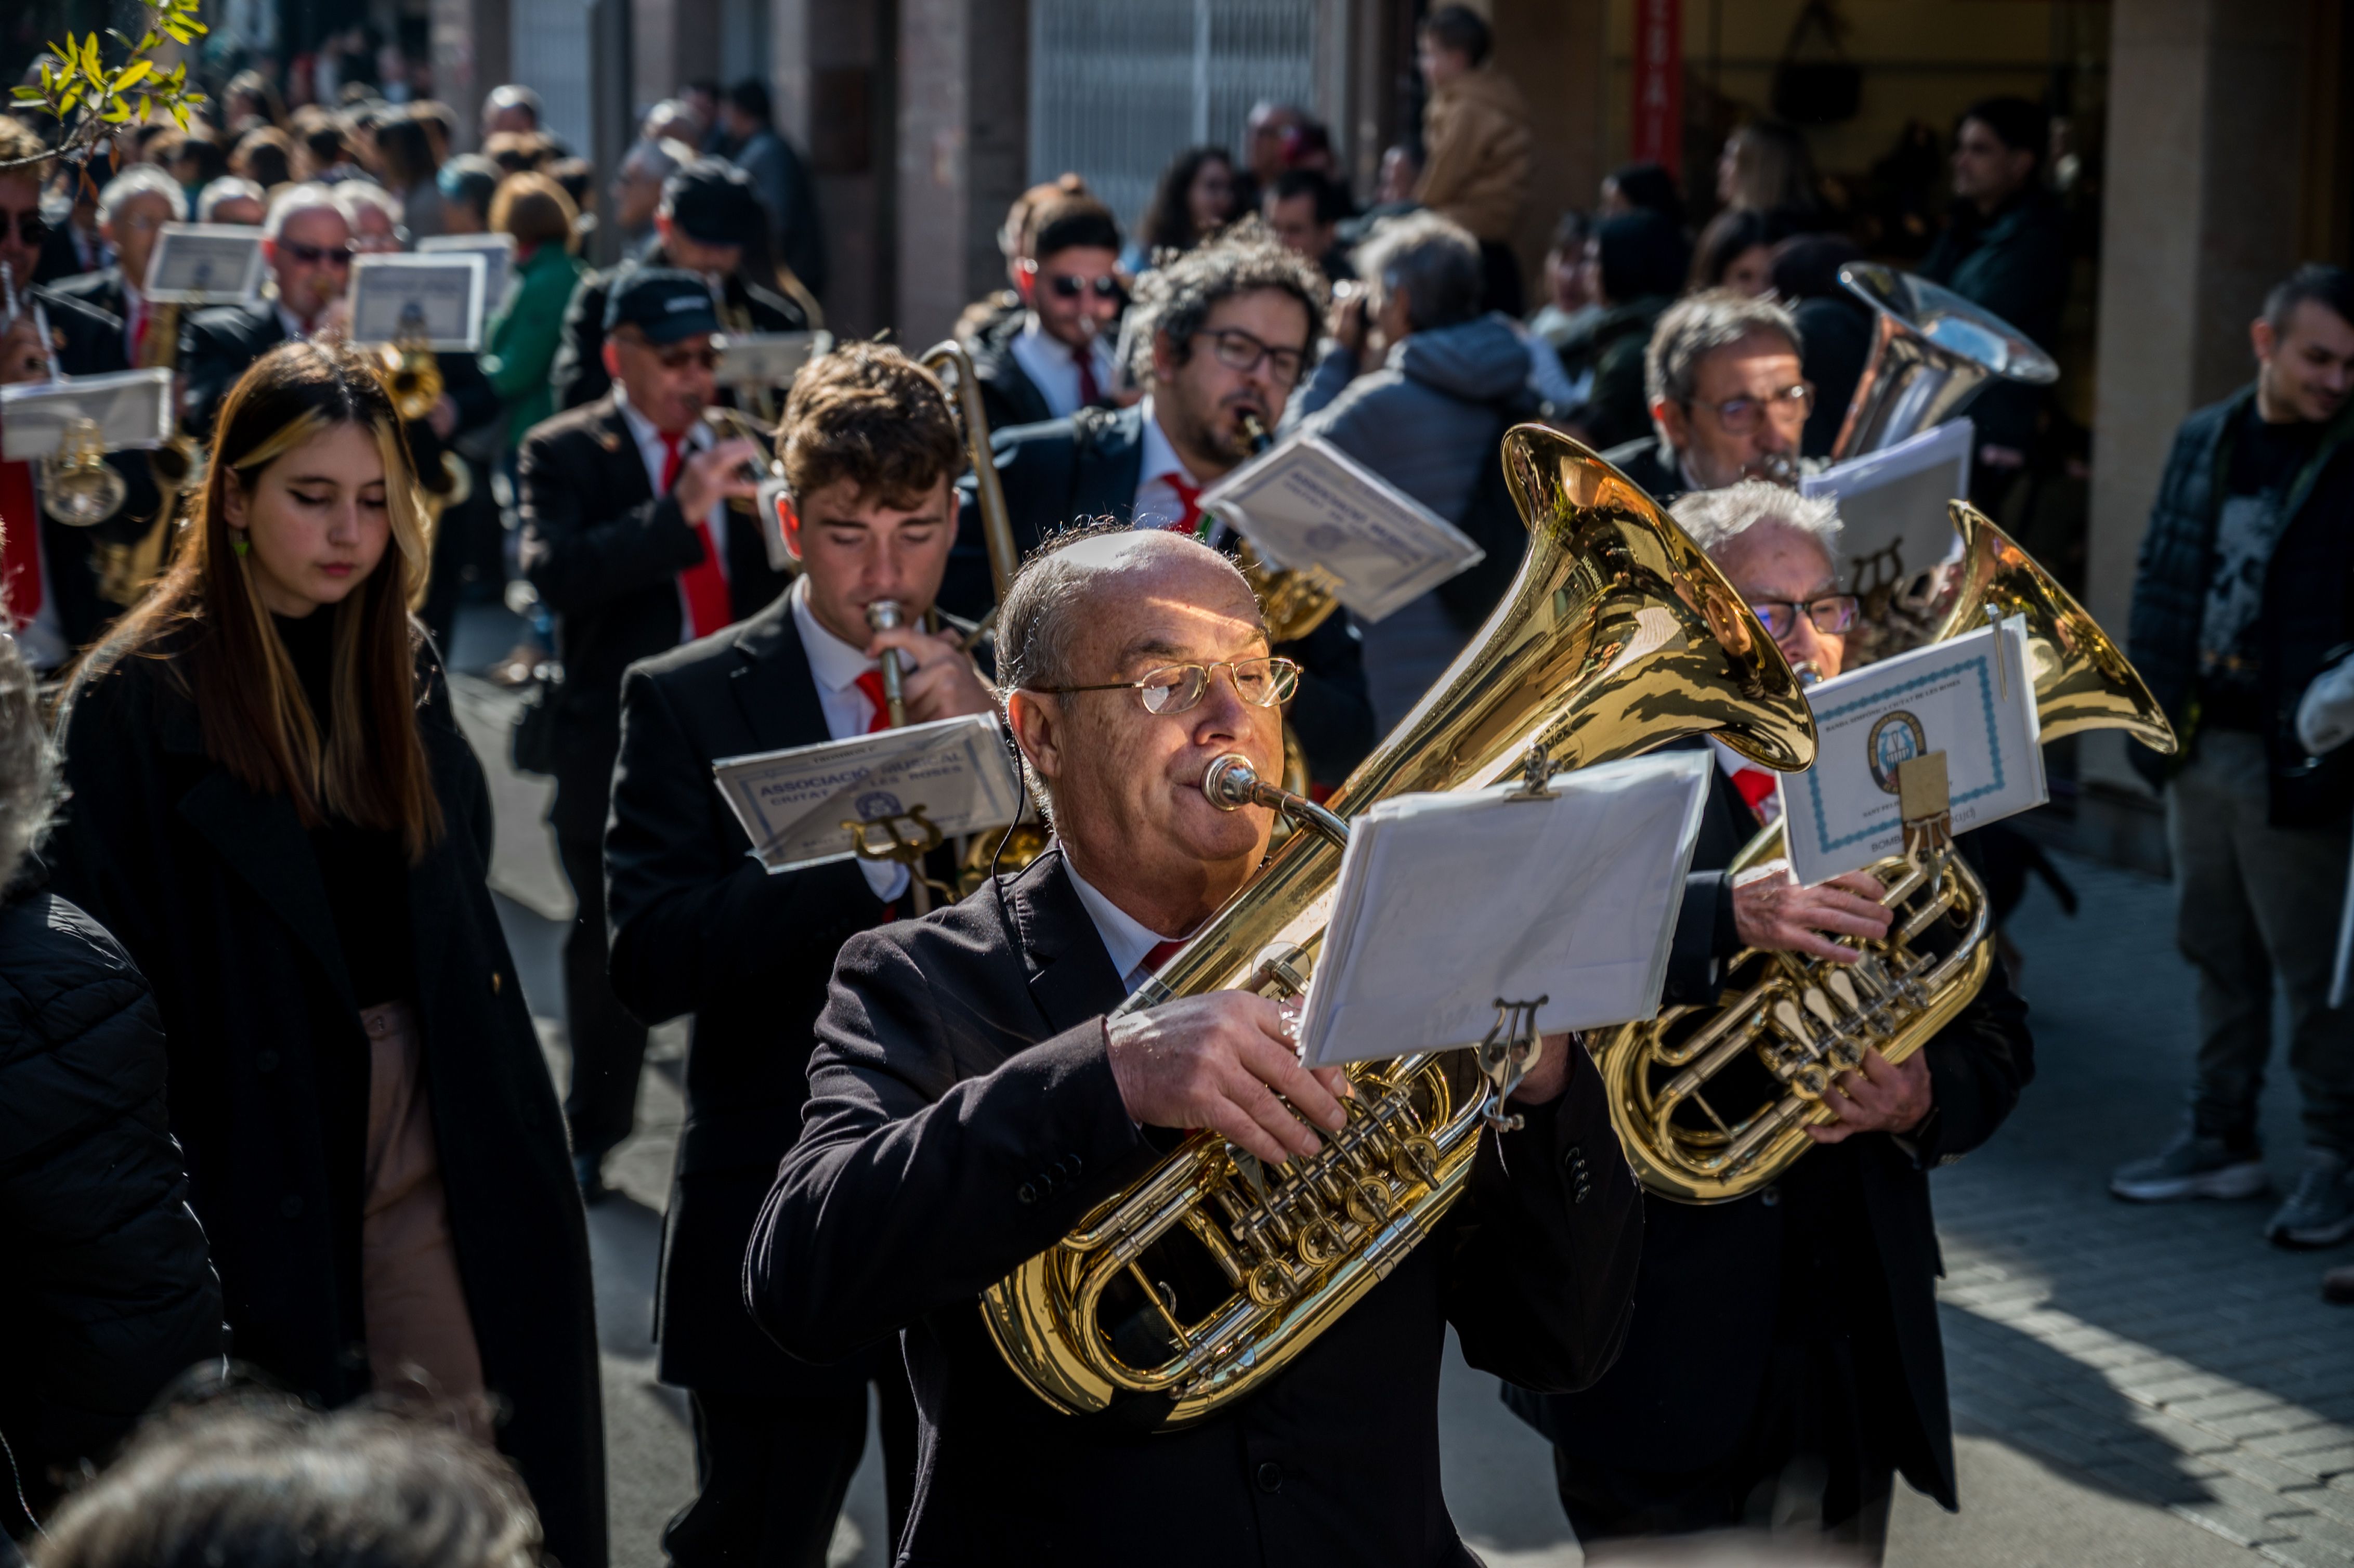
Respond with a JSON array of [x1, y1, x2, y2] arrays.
[[604, 341, 993, 1566]]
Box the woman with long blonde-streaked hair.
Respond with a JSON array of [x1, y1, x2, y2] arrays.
[[48, 341, 609, 1568]]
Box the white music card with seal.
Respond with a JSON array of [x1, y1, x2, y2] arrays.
[[715, 330, 832, 390], [1799, 418, 1973, 595], [0, 368, 174, 459], [712, 713, 1023, 874], [1296, 750, 1711, 1069], [416, 232, 517, 312], [1776, 619, 2045, 887], [1199, 434, 1484, 623], [348, 252, 487, 351], [143, 223, 267, 304]]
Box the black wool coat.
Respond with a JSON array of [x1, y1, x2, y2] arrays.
[[177, 300, 288, 440], [46, 640, 608, 1568], [517, 395, 793, 843], [0, 867, 224, 1536], [605, 592, 956, 1396], [747, 848, 1644, 1567]]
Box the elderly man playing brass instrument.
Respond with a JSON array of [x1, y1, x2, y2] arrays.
[[1508, 480, 2035, 1563], [747, 524, 1641, 1566]]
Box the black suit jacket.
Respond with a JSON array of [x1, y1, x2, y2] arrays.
[[1599, 434, 1684, 507], [1509, 775, 2036, 1509], [14, 285, 165, 662], [518, 396, 792, 840], [178, 300, 288, 439], [964, 308, 1055, 435], [746, 848, 1643, 1567], [950, 403, 1379, 786], [606, 593, 951, 1396], [551, 253, 808, 413], [48, 267, 128, 343]]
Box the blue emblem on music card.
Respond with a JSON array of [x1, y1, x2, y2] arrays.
[[853, 789, 904, 821], [1867, 711, 1927, 795]]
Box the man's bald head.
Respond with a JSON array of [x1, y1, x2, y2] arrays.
[[998, 525, 1261, 704]]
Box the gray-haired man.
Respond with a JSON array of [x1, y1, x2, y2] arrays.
[[1605, 290, 1811, 504]]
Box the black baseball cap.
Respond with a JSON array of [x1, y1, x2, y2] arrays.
[[661, 158, 764, 248], [604, 267, 722, 344]]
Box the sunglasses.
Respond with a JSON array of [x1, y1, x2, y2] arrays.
[[1, 212, 48, 246], [1044, 273, 1121, 300], [1035, 656, 1301, 716], [654, 344, 721, 371], [279, 240, 355, 267]]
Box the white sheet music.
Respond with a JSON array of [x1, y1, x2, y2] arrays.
[[1800, 418, 1974, 594], [1200, 434, 1484, 623], [711, 714, 1023, 873], [0, 369, 174, 460], [1296, 751, 1711, 1068], [348, 253, 488, 352]]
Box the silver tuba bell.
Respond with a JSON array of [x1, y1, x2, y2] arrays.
[[1830, 262, 2058, 460]]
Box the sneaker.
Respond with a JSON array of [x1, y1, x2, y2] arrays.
[[2266, 1149, 2354, 1248], [2110, 1130, 2269, 1202]]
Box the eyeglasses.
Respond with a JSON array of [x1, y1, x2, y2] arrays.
[[1044, 272, 1121, 301], [1689, 382, 1813, 435], [1193, 328, 1307, 388], [655, 344, 721, 371], [1, 212, 47, 246], [1035, 656, 1300, 716], [279, 240, 355, 267], [1748, 594, 1859, 640]]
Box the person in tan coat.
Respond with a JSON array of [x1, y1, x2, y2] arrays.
[[1413, 5, 1532, 314]]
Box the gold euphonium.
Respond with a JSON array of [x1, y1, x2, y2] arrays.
[[96, 298, 198, 607], [979, 426, 1818, 1428], [1586, 503, 2178, 1205]]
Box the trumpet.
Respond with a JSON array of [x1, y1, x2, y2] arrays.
[[3, 269, 131, 528], [865, 597, 910, 728], [699, 404, 780, 515]]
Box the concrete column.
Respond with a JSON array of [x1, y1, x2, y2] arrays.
[[1489, 0, 1608, 297], [895, 0, 1025, 349], [2078, 0, 2309, 842], [431, 0, 507, 148]]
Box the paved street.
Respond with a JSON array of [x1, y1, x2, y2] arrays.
[[450, 617, 2350, 1566]]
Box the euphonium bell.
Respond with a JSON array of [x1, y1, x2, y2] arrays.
[[978, 426, 1817, 1428], [1586, 503, 2177, 1204], [381, 316, 446, 424], [41, 417, 128, 526]]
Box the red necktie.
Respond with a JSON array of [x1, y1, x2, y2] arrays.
[[0, 458, 41, 624], [1143, 939, 1184, 973], [853, 669, 894, 733], [1730, 766, 1780, 824], [1073, 344, 1102, 406], [129, 296, 150, 364], [1161, 475, 1203, 535], [661, 433, 734, 640]]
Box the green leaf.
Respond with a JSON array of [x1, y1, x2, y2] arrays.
[[9, 86, 42, 102], [82, 34, 102, 85], [137, 94, 151, 119], [58, 84, 81, 113], [169, 102, 188, 129], [115, 59, 152, 90], [138, 30, 158, 49], [100, 99, 130, 123]]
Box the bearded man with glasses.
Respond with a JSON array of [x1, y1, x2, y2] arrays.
[[949, 224, 1376, 791], [748, 523, 1641, 1566], [1604, 290, 1813, 504], [1506, 479, 2034, 1564], [0, 120, 169, 673]]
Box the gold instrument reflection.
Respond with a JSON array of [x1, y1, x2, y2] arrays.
[[1587, 503, 2175, 1204], [979, 426, 1818, 1427]]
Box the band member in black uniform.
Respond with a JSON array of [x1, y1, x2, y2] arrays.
[[962, 194, 1124, 434], [747, 525, 1642, 1566], [518, 269, 791, 1197], [48, 166, 184, 361], [0, 120, 166, 674], [948, 227, 1375, 789], [552, 160, 810, 413], [1508, 480, 2036, 1562], [179, 184, 355, 440], [604, 343, 993, 1565]]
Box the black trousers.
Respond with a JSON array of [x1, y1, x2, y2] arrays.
[[557, 830, 649, 1164], [663, 1376, 920, 1568]]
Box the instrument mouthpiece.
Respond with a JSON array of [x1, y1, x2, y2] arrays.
[[1202, 752, 1260, 811], [865, 598, 905, 633]]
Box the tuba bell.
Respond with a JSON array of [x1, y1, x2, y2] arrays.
[[1586, 503, 2176, 1205], [1829, 263, 2058, 461], [979, 426, 1819, 1428]]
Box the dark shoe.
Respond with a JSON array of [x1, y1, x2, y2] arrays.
[[2324, 1265, 2354, 1305], [574, 1151, 611, 1206], [2266, 1149, 2354, 1248], [2110, 1130, 2268, 1202]]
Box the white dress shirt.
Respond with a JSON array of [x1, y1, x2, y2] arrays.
[[1709, 736, 1783, 827], [613, 384, 731, 645], [1061, 847, 1186, 994], [1008, 316, 1119, 421], [789, 577, 908, 903], [1131, 397, 1205, 533]]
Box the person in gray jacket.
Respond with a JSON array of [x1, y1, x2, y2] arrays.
[[1281, 210, 1539, 729]]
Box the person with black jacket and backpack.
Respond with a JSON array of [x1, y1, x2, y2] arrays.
[[0, 630, 223, 1546], [1280, 210, 1540, 731]]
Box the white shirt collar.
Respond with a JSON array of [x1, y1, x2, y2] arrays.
[[788, 576, 877, 694], [1060, 846, 1184, 987], [1137, 396, 1196, 492], [610, 382, 712, 453]]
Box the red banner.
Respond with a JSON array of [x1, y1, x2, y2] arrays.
[[1631, 0, 1682, 168]]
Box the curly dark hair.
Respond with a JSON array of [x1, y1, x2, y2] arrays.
[[1124, 218, 1327, 386], [779, 340, 966, 506]]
